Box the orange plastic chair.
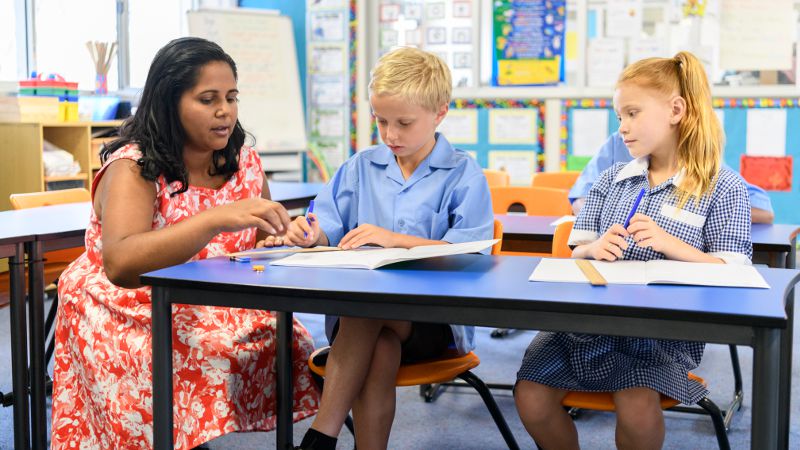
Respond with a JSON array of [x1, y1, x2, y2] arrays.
[[483, 169, 510, 188], [550, 220, 575, 258], [491, 219, 503, 255], [9, 188, 89, 285], [530, 171, 581, 190], [561, 373, 730, 449], [489, 186, 572, 216]]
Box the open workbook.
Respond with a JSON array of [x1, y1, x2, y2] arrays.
[[529, 258, 770, 289], [270, 239, 498, 270]]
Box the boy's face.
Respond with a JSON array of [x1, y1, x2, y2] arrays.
[[179, 61, 239, 155], [613, 82, 683, 160], [370, 93, 448, 163]]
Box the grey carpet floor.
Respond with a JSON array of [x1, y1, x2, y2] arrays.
[[1, 293, 798, 449]]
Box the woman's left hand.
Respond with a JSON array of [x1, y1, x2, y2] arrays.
[[338, 224, 397, 250], [626, 213, 677, 254]]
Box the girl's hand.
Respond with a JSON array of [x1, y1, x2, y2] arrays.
[[256, 235, 286, 248], [283, 213, 320, 248], [627, 213, 677, 254], [208, 198, 291, 235], [338, 224, 397, 250], [586, 224, 629, 261]]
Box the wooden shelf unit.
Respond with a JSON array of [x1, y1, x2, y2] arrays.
[[0, 120, 123, 211]]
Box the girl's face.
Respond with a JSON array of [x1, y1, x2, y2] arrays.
[[613, 82, 684, 159], [370, 93, 447, 164], [179, 61, 239, 155]]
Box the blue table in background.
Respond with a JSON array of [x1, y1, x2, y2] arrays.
[[143, 255, 800, 449], [496, 214, 800, 268], [268, 181, 323, 210]]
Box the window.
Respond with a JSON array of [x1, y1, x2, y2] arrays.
[[128, 0, 191, 88], [0, 0, 22, 81], [34, 0, 117, 90]]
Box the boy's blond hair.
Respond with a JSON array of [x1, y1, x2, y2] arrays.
[[369, 47, 452, 112]]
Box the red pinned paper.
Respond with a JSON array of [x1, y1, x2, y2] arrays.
[[740, 155, 793, 191]]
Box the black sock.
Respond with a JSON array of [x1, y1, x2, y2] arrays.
[[298, 428, 337, 450]]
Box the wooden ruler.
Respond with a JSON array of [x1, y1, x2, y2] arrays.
[[575, 259, 607, 286]]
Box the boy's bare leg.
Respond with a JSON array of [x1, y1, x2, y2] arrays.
[[351, 327, 404, 449], [310, 317, 411, 437]]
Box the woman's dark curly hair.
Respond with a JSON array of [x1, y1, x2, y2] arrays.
[[102, 37, 249, 196]]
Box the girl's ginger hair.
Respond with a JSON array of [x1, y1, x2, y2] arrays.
[[617, 51, 723, 208]]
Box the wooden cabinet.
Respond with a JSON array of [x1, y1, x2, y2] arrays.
[[0, 120, 122, 211]]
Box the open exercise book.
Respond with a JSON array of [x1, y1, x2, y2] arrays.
[[529, 258, 770, 289], [270, 239, 498, 270]]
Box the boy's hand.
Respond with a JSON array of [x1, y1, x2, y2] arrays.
[[627, 213, 676, 254], [283, 213, 319, 248], [338, 224, 397, 250], [587, 223, 629, 261]]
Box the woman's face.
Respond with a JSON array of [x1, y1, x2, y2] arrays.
[[178, 60, 239, 155]]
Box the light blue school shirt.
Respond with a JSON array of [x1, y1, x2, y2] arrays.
[[568, 132, 774, 213], [315, 133, 494, 355]]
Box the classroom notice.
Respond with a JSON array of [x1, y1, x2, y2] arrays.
[[492, 0, 566, 86], [529, 258, 769, 288], [270, 240, 498, 270]]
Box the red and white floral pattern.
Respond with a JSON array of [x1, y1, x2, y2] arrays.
[[51, 144, 318, 449]]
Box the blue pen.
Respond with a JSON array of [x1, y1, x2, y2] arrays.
[[623, 188, 646, 229], [304, 200, 315, 239]]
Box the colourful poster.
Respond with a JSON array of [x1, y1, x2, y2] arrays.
[[492, 0, 566, 86], [740, 155, 793, 191]]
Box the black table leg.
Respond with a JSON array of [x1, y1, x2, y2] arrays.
[[152, 286, 174, 449], [276, 311, 293, 450], [26, 241, 46, 450], [10, 244, 30, 450]]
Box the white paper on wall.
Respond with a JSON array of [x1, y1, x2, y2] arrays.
[[587, 38, 625, 87], [571, 109, 610, 157], [488, 109, 538, 144], [437, 109, 478, 144], [606, 0, 643, 38], [627, 37, 668, 64], [720, 0, 794, 70], [489, 151, 536, 186], [746, 109, 787, 156]]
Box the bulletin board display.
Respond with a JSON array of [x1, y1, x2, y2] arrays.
[[561, 97, 800, 223], [370, 99, 545, 185]]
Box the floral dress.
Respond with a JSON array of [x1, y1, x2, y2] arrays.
[[51, 144, 319, 449]]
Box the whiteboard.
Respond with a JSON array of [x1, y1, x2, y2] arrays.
[[188, 9, 307, 152]]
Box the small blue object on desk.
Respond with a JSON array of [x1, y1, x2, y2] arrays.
[[623, 188, 646, 228]]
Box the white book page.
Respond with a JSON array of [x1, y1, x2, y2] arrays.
[[271, 247, 407, 269], [589, 260, 648, 285], [530, 259, 647, 284], [645, 260, 770, 289], [409, 239, 498, 258]]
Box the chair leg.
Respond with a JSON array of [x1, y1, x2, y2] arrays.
[[456, 371, 519, 450], [696, 397, 731, 450], [728, 345, 744, 409], [419, 383, 447, 403], [44, 294, 58, 366]]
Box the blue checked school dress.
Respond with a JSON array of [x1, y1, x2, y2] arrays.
[[517, 157, 753, 404]]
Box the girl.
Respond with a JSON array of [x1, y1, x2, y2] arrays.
[[515, 51, 752, 449], [51, 37, 319, 449]]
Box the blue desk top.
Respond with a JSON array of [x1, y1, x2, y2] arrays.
[[268, 181, 323, 205], [143, 254, 798, 329], [496, 214, 799, 251]]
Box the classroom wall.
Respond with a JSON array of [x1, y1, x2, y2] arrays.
[[239, 0, 307, 107]]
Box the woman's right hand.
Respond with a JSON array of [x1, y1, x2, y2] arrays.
[[207, 198, 291, 235], [283, 213, 320, 247], [585, 224, 629, 261]]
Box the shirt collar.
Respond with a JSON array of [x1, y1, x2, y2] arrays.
[[362, 133, 460, 169], [613, 156, 685, 186]]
